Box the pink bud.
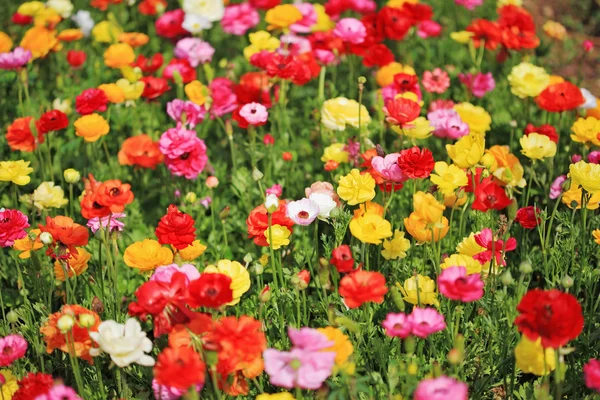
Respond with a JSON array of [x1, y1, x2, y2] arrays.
[[583, 40, 594, 53], [206, 176, 219, 189]]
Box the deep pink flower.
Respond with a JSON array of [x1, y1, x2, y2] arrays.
[[86, 213, 126, 234], [584, 359, 600, 393], [221, 3, 259, 36], [407, 308, 446, 338], [162, 58, 196, 83], [422, 68, 450, 94], [583, 40, 594, 53], [371, 153, 407, 183], [572, 154, 583, 163], [414, 376, 468, 400], [174, 38, 215, 68], [549, 175, 567, 199], [0, 47, 32, 70], [166, 99, 205, 128], [473, 228, 517, 266], [314, 49, 337, 66], [455, 0, 483, 10], [0, 209, 29, 247], [438, 266, 484, 302], [150, 263, 200, 284], [427, 109, 470, 139], [263, 348, 335, 390], [0, 334, 28, 367], [458, 72, 495, 98], [159, 127, 208, 179], [417, 20, 442, 39], [152, 379, 203, 400], [588, 151, 600, 164], [290, 3, 317, 34], [382, 313, 412, 338], [209, 78, 237, 118], [333, 18, 366, 44], [266, 184, 283, 197], [34, 384, 82, 400], [155, 9, 187, 39]]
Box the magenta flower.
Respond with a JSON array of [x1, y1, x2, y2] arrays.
[[382, 313, 413, 338], [263, 347, 335, 389], [152, 379, 203, 400], [584, 359, 600, 393], [333, 18, 366, 44], [0, 334, 28, 367], [150, 263, 200, 284], [454, 0, 483, 10], [458, 72, 495, 98], [473, 228, 517, 266], [166, 99, 205, 128], [209, 78, 237, 118], [0, 209, 29, 247], [290, 3, 317, 34], [220, 3, 259, 36], [588, 151, 600, 164], [549, 175, 567, 199], [266, 184, 283, 197], [34, 384, 82, 400], [408, 308, 446, 338], [159, 127, 208, 179], [174, 38, 215, 68], [427, 109, 470, 140], [199, 196, 212, 209], [86, 213, 125, 234], [371, 153, 407, 183], [422, 68, 450, 94], [438, 266, 484, 302], [0, 47, 32, 70], [417, 20, 442, 39], [414, 376, 468, 400], [239, 102, 269, 126]]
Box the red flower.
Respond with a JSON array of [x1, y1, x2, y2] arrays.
[[95, 180, 135, 210], [330, 244, 354, 273], [37, 110, 68, 134], [536, 82, 585, 113], [377, 6, 412, 40], [515, 289, 584, 348], [282, 151, 293, 161], [246, 201, 294, 247], [140, 76, 171, 99], [11, 12, 33, 25], [187, 273, 233, 308], [12, 372, 54, 400], [383, 98, 420, 126], [155, 204, 196, 250], [66, 50, 86, 68], [249, 0, 280, 9], [466, 19, 502, 50], [6, 116, 43, 152], [472, 177, 512, 211], [265, 53, 297, 80], [131, 53, 164, 74], [339, 270, 388, 309], [524, 123, 558, 143], [163, 58, 197, 83], [397, 146, 434, 179], [263, 133, 275, 146], [362, 44, 394, 68], [297, 270, 310, 285], [464, 167, 485, 193], [38, 216, 89, 256], [473, 228, 517, 266], [393, 73, 419, 91], [138, 0, 166, 15], [234, 72, 276, 108], [75, 88, 108, 115], [515, 206, 541, 229], [324, 160, 339, 171], [154, 8, 187, 39], [154, 345, 206, 391]]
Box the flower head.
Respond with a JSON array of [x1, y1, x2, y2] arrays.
[[514, 335, 555, 376], [408, 307, 446, 338], [520, 132, 556, 160], [414, 376, 468, 400], [90, 318, 154, 367], [0, 335, 28, 367], [339, 270, 388, 308], [438, 266, 484, 302]]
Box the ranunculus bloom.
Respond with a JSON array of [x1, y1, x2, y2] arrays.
[[472, 177, 512, 212], [414, 376, 468, 400], [382, 313, 412, 338], [333, 18, 366, 44], [155, 204, 196, 250], [12, 372, 54, 400], [455, 0, 482, 10], [118, 135, 163, 169], [422, 68, 450, 94], [408, 307, 446, 338], [427, 109, 470, 140], [417, 20, 442, 38], [0, 335, 28, 367], [159, 126, 208, 179], [187, 273, 233, 308], [174, 37, 215, 68], [286, 198, 319, 226], [383, 97, 420, 127], [0, 209, 29, 248], [330, 244, 354, 273], [162, 58, 196, 83], [438, 266, 484, 302], [371, 153, 406, 183], [339, 270, 388, 308], [246, 201, 295, 246], [473, 228, 517, 266], [515, 206, 541, 229], [38, 215, 89, 256], [150, 263, 200, 284], [90, 318, 154, 367], [155, 9, 187, 39], [238, 102, 269, 126], [549, 175, 567, 199], [75, 88, 108, 115], [523, 123, 559, 143], [397, 146, 434, 179], [166, 99, 205, 129], [154, 346, 205, 391], [536, 81, 585, 113], [0, 47, 32, 70], [221, 3, 260, 36], [584, 359, 600, 393], [140, 76, 171, 99], [36, 110, 69, 134], [458, 72, 495, 98], [209, 77, 238, 117]]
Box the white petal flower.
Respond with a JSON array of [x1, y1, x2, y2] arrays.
[[89, 318, 155, 368], [309, 193, 337, 220], [182, 0, 224, 22], [182, 13, 212, 33], [47, 0, 74, 18], [580, 88, 598, 110], [71, 10, 95, 37], [287, 198, 319, 226]]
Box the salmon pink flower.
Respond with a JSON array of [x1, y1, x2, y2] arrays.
[[438, 266, 484, 302], [0, 335, 28, 367], [382, 313, 412, 338], [473, 228, 517, 266], [414, 376, 468, 400], [408, 307, 446, 338], [422, 68, 450, 94]]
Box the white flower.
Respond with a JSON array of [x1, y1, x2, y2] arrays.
[[47, 0, 73, 18], [53, 98, 72, 114], [286, 198, 319, 226], [309, 193, 336, 220], [580, 88, 598, 110], [264, 194, 279, 213], [182, 0, 224, 22], [182, 13, 212, 33], [89, 319, 155, 368], [71, 10, 94, 36]]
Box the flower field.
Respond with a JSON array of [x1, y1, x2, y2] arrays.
[[1, 0, 600, 398]]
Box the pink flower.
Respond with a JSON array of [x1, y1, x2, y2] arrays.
[[550, 175, 567, 199], [167, 99, 205, 129], [209, 78, 237, 118], [473, 228, 517, 266], [0, 334, 28, 367], [417, 20, 442, 39], [438, 266, 484, 302], [427, 109, 470, 140], [150, 263, 200, 284], [414, 376, 469, 400], [174, 38, 215, 68], [288, 327, 334, 351], [314, 49, 337, 66], [371, 153, 407, 183], [286, 198, 319, 226], [199, 196, 212, 209], [280, 34, 312, 56], [290, 3, 317, 34], [583, 40, 594, 53], [345, 137, 361, 166], [305, 182, 339, 204], [263, 348, 335, 390], [584, 359, 600, 393], [35, 384, 82, 400], [239, 102, 269, 126], [221, 3, 259, 36], [0, 47, 32, 70], [422, 68, 450, 94], [454, 0, 483, 10], [572, 154, 583, 163], [152, 379, 203, 400], [86, 213, 126, 234], [382, 313, 412, 338], [408, 308, 446, 338], [588, 151, 600, 164], [0, 209, 29, 247], [458, 72, 495, 98], [333, 18, 366, 45], [159, 127, 208, 179], [429, 99, 455, 112], [266, 184, 283, 197]]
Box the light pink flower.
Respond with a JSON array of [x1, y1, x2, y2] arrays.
[[454, 0, 483, 10], [286, 198, 320, 226], [584, 359, 600, 393], [408, 308, 446, 338], [86, 213, 126, 234], [152, 379, 203, 400], [174, 38, 215, 68], [549, 175, 567, 200], [221, 3, 259, 36], [150, 263, 200, 284], [0, 209, 29, 248], [266, 184, 283, 197], [263, 348, 335, 390], [371, 153, 407, 183], [428, 99, 455, 112], [167, 99, 205, 129], [209, 78, 237, 118], [200, 196, 212, 209], [427, 109, 470, 140], [35, 385, 82, 400], [290, 3, 317, 33], [458, 72, 495, 98], [314, 49, 337, 66], [280, 34, 312, 56], [0, 334, 28, 367], [333, 18, 366, 44], [382, 313, 412, 338], [414, 376, 468, 400], [288, 327, 334, 351], [417, 20, 442, 39], [422, 68, 450, 94], [239, 102, 269, 125], [159, 127, 208, 179], [438, 266, 484, 302], [0, 47, 32, 70]]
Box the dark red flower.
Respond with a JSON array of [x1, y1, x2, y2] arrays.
[[235, 72, 276, 108], [362, 44, 394, 68], [36, 110, 69, 134], [515, 289, 584, 348], [155, 204, 196, 250], [397, 146, 434, 179], [154, 345, 206, 390], [377, 6, 412, 40], [12, 372, 54, 400], [515, 206, 542, 229], [140, 76, 171, 99], [131, 53, 164, 74], [187, 273, 233, 308], [536, 82, 585, 113], [383, 98, 421, 126], [466, 19, 502, 50], [524, 123, 559, 143], [75, 88, 108, 115], [472, 177, 512, 211], [66, 50, 86, 68], [401, 2, 433, 24], [155, 8, 187, 39], [330, 245, 354, 273], [249, 0, 280, 9], [162, 58, 197, 83], [11, 12, 32, 25]]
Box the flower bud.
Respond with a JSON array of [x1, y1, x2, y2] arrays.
[[252, 263, 264, 275], [561, 275, 574, 288], [407, 362, 418, 375], [263, 134, 275, 146], [258, 254, 269, 266], [448, 348, 463, 365], [358, 76, 367, 84], [40, 232, 53, 245], [57, 315, 75, 333], [390, 286, 405, 312], [264, 194, 278, 213], [252, 168, 264, 181], [259, 285, 271, 302], [184, 192, 197, 204], [295, 270, 310, 290], [519, 260, 532, 274], [219, 206, 230, 220], [282, 152, 293, 161], [404, 335, 416, 355], [205, 176, 219, 189], [6, 310, 19, 323], [63, 168, 80, 183], [500, 270, 514, 286], [334, 316, 360, 334], [79, 314, 96, 328], [243, 253, 253, 264]]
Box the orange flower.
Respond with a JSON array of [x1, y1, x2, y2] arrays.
[[57, 29, 84, 42], [95, 180, 135, 211], [13, 229, 43, 259], [6, 116, 44, 152], [119, 32, 149, 47], [103, 43, 135, 68], [339, 270, 388, 308], [74, 114, 110, 142], [353, 201, 385, 218], [20, 26, 58, 59], [40, 305, 100, 364], [38, 216, 89, 255], [118, 134, 163, 169], [403, 213, 449, 243], [54, 247, 92, 280], [91, 0, 123, 10]]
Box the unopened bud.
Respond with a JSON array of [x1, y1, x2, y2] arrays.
[[57, 315, 75, 333], [6, 310, 19, 323], [561, 275, 574, 288], [404, 336, 416, 355], [40, 232, 53, 245], [184, 192, 197, 204], [264, 194, 278, 213], [63, 168, 80, 183], [407, 362, 418, 375], [390, 286, 405, 312], [79, 314, 96, 328], [448, 348, 463, 365], [252, 263, 264, 275], [519, 261, 532, 274], [259, 285, 271, 302], [243, 253, 253, 264], [205, 176, 219, 189], [252, 168, 264, 181], [500, 270, 514, 286], [219, 206, 230, 220]]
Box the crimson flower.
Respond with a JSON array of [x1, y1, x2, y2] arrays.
[[536, 82, 585, 113], [473, 228, 517, 266], [524, 123, 558, 143], [140, 77, 171, 100], [397, 146, 434, 179], [155, 204, 196, 250], [383, 98, 420, 127], [131, 53, 164, 74], [75, 88, 108, 115], [36, 110, 69, 134], [472, 177, 512, 211], [330, 245, 354, 273], [515, 206, 542, 229], [187, 273, 233, 308]]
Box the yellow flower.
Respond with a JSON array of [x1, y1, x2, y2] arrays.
[[453, 102, 491, 136], [0, 31, 13, 53], [184, 80, 208, 106], [514, 336, 555, 376], [120, 66, 142, 83], [204, 260, 251, 305], [124, 239, 174, 272], [321, 143, 349, 163], [256, 393, 295, 400], [350, 212, 392, 244], [17, 1, 45, 16], [440, 254, 482, 275], [265, 4, 303, 31], [92, 20, 123, 43], [381, 229, 411, 260], [404, 213, 449, 243], [561, 187, 600, 210], [497, 0, 522, 6], [397, 274, 438, 306], [74, 114, 110, 143], [337, 169, 376, 205], [569, 161, 600, 193], [456, 232, 492, 273], [508, 62, 550, 98], [450, 31, 474, 44], [0, 160, 33, 185], [520, 133, 556, 160], [54, 247, 92, 280], [593, 229, 600, 245], [98, 83, 125, 104], [312, 4, 334, 32], [429, 162, 468, 196], [243, 31, 280, 60], [265, 225, 291, 250], [321, 97, 371, 131], [318, 327, 354, 369], [543, 21, 567, 41], [0, 370, 19, 399], [484, 145, 526, 188], [13, 229, 43, 259], [104, 43, 135, 69], [33, 8, 61, 28], [570, 117, 600, 147], [413, 191, 445, 224], [178, 240, 207, 261], [443, 191, 468, 209], [20, 26, 58, 59], [30, 181, 68, 210], [116, 78, 144, 101], [375, 62, 415, 87], [446, 134, 485, 169], [394, 116, 433, 139], [387, 0, 418, 7]]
